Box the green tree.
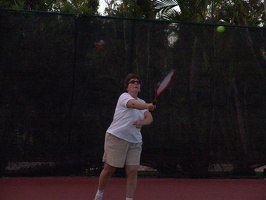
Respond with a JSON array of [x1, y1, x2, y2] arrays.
[[0, 0, 99, 15], [53, 0, 99, 14], [153, 0, 265, 26], [103, 0, 155, 19]]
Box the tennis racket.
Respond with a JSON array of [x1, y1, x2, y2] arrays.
[[153, 69, 176, 105]]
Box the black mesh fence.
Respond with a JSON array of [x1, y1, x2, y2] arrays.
[[1, 10, 266, 178]]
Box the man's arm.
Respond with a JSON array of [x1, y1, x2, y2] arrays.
[[127, 99, 155, 111]]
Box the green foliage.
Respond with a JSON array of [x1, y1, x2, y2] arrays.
[[0, 0, 99, 15], [114, 0, 155, 19], [56, 0, 99, 15], [154, 0, 265, 26], [0, 0, 265, 26]]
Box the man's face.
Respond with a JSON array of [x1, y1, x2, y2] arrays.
[[127, 78, 141, 93]]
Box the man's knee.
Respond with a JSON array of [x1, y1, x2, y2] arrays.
[[103, 163, 116, 176], [126, 166, 138, 177]]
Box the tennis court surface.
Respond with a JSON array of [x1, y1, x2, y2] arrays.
[[1, 177, 265, 200]]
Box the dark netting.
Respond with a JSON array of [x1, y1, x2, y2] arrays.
[[1, 10, 266, 178]]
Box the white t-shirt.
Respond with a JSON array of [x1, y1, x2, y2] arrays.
[[106, 92, 147, 143]]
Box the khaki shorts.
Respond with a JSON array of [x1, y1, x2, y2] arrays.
[[102, 132, 142, 168]]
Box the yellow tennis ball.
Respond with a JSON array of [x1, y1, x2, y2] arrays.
[[136, 125, 142, 129], [217, 26, 225, 33]]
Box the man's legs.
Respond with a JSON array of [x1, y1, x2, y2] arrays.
[[125, 165, 139, 199], [98, 163, 116, 190], [94, 163, 116, 200]]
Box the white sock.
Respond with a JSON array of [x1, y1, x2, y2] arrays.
[[95, 189, 104, 199], [126, 198, 133, 200]]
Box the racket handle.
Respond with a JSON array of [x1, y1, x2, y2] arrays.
[[149, 102, 156, 112], [152, 97, 158, 105]]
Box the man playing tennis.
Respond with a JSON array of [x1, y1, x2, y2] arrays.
[[94, 73, 156, 200]]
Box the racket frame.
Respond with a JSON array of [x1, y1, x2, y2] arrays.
[[153, 69, 176, 105]]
